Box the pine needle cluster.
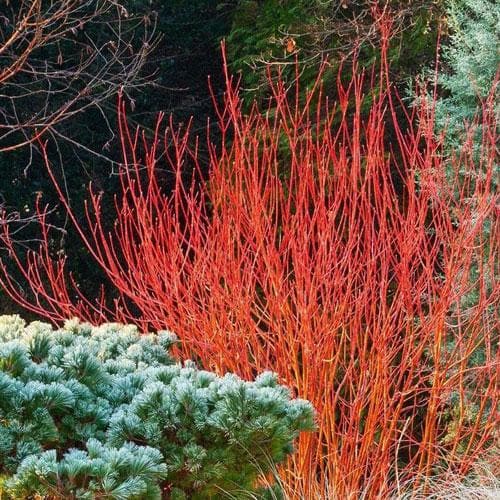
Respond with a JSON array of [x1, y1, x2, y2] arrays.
[[0, 315, 314, 499]]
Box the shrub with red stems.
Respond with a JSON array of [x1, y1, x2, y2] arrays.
[[0, 32, 498, 497]]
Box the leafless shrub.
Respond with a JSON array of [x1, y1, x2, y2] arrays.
[[0, 0, 158, 158]]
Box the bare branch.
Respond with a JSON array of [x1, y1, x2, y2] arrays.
[[0, 0, 159, 154]]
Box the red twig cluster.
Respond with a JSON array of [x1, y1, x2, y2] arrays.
[[1, 37, 498, 497]]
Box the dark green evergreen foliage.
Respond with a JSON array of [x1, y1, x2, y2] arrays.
[[226, 0, 443, 105], [0, 315, 314, 498]]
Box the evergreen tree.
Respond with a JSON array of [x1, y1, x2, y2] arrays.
[[433, 0, 499, 148]]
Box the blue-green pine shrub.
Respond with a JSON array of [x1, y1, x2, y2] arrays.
[[0, 315, 314, 499]]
